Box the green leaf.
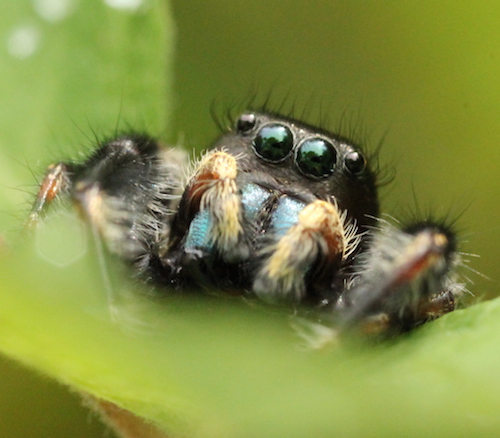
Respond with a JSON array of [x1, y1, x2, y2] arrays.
[[0, 0, 173, 230], [3, 222, 500, 437]]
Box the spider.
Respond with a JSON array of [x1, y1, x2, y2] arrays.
[[29, 111, 464, 336]]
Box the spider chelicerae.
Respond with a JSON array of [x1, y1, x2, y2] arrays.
[[29, 111, 465, 336]]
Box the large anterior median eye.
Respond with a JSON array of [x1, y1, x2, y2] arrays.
[[295, 138, 337, 178], [252, 123, 294, 163]]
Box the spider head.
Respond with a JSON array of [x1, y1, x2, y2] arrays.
[[213, 112, 380, 233]]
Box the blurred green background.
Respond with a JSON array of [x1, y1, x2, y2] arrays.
[[0, 0, 498, 437]]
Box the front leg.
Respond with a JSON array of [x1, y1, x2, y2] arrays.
[[30, 134, 187, 281], [335, 220, 462, 336], [28, 162, 73, 227]]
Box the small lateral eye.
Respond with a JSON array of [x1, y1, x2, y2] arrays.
[[253, 123, 294, 163], [236, 113, 256, 132], [344, 151, 366, 174], [295, 138, 337, 178]]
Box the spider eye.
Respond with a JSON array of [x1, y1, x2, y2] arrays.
[[295, 138, 337, 178], [344, 151, 366, 174], [237, 113, 256, 132], [253, 123, 294, 163]]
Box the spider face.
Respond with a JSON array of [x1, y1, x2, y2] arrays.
[[167, 112, 379, 302], [218, 112, 379, 229], [30, 111, 464, 336]]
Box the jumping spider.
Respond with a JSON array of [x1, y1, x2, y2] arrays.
[[29, 111, 464, 336]]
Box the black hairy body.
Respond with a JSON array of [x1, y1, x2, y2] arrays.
[[30, 111, 465, 336]]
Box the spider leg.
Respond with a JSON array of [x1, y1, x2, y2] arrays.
[[415, 289, 455, 320], [28, 162, 73, 227], [335, 221, 461, 336], [30, 135, 187, 282]]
